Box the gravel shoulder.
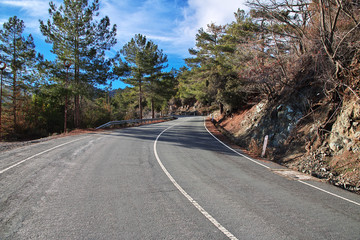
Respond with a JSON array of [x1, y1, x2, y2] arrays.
[[0, 129, 98, 152]]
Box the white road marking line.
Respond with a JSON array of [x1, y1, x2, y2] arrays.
[[0, 137, 89, 175], [204, 117, 360, 207], [298, 180, 360, 207], [203, 118, 270, 169], [154, 123, 238, 240]]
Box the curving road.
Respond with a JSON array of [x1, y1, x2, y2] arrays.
[[0, 116, 359, 239]]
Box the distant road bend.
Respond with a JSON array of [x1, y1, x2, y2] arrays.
[[0, 116, 359, 239]]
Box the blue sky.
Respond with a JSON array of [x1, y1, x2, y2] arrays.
[[0, 0, 248, 88]]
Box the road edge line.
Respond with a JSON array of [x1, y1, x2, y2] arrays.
[[154, 122, 239, 240], [203, 118, 270, 169], [298, 180, 360, 207], [0, 136, 88, 175], [204, 117, 360, 207]]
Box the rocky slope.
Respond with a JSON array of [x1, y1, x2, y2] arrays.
[[211, 93, 360, 194]]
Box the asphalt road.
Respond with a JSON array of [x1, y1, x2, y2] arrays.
[[0, 116, 359, 239]]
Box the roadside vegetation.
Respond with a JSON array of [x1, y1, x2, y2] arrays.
[[176, 1, 359, 114]]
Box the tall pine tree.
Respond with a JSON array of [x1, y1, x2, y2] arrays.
[[144, 42, 168, 118], [116, 34, 168, 119], [39, 0, 117, 128], [185, 23, 227, 112], [0, 16, 38, 135]]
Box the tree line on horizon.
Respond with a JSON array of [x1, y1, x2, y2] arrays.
[[0, 0, 359, 140]]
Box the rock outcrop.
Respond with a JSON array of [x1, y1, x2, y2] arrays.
[[214, 94, 360, 193]]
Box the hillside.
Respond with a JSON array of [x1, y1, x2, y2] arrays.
[[210, 91, 360, 194]]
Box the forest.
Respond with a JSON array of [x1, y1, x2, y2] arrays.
[[0, 0, 359, 141]]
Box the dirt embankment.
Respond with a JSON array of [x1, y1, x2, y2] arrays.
[[0, 129, 99, 152], [211, 94, 360, 194]]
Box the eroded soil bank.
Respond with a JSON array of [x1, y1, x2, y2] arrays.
[[210, 94, 360, 194]]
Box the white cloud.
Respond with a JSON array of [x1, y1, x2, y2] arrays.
[[98, 0, 248, 60], [99, 0, 187, 57], [179, 0, 248, 40], [100, 0, 177, 40], [158, 0, 247, 58], [189, 0, 248, 27], [1, 0, 58, 17], [0, 18, 8, 26], [146, 35, 177, 42], [0, 0, 61, 35]]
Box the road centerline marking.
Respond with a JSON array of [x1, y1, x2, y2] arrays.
[[0, 136, 89, 175], [154, 121, 238, 240]]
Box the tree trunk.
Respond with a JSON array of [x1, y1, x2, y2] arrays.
[[64, 66, 69, 133], [12, 36, 17, 132], [74, 34, 80, 128], [139, 80, 143, 120], [151, 98, 155, 119], [64, 94, 67, 132], [219, 102, 224, 115], [74, 94, 80, 128], [12, 70, 17, 132], [0, 69, 4, 138], [74, 62, 80, 128]]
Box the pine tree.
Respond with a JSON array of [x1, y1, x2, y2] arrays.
[[150, 70, 177, 116], [39, 0, 117, 128], [145, 43, 169, 118], [0, 16, 37, 135], [185, 23, 228, 112], [116, 34, 168, 119]]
